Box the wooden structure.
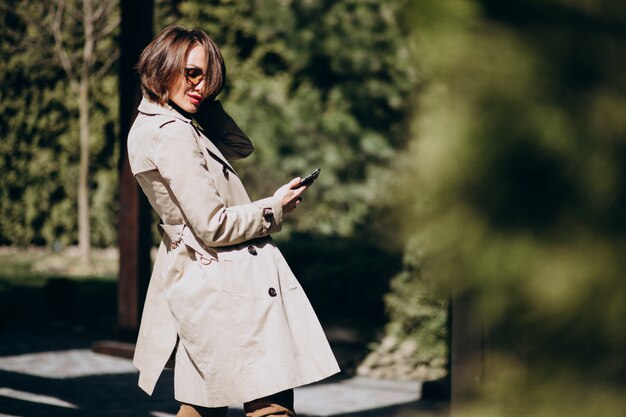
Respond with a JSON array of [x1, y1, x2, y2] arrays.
[[116, 0, 154, 339]]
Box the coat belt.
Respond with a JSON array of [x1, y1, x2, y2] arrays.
[[157, 223, 218, 264]]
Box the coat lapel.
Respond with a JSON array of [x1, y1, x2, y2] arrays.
[[195, 126, 238, 178]]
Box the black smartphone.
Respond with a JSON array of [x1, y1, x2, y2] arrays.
[[294, 168, 320, 188]]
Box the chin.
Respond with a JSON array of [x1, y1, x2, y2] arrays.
[[187, 100, 204, 113]]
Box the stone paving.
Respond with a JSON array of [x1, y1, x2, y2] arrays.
[[0, 327, 448, 417]]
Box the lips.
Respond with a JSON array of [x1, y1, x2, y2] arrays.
[[187, 93, 203, 106]]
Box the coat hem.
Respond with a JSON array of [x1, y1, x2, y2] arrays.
[[173, 366, 341, 408]]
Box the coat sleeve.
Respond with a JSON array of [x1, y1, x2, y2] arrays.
[[154, 123, 282, 247], [195, 100, 254, 161]]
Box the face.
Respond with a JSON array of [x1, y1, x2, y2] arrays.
[[169, 44, 208, 113]]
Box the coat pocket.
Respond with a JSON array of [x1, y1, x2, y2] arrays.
[[166, 250, 221, 341]]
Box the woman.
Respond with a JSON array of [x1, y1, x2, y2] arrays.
[[127, 25, 340, 417]]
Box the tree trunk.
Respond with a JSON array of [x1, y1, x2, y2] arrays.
[[77, 0, 94, 265], [78, 79, 91, 265]]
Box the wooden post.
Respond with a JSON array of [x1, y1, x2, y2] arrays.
[[117, 0, 154, 340]]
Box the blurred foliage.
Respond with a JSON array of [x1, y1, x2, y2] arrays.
[[380, 0, 626, 413], [0, 1, 119, 247]]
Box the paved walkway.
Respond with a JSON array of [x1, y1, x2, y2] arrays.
[[0, 327, 447, 417]]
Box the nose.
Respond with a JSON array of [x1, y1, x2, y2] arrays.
[[193, 77, 206, 94]]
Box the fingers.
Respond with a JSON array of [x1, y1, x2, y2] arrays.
[[284, 195, 304, 214], [277, 177, 309, 214], [289, 195, 303, 206], [289, 177, 302, 189]]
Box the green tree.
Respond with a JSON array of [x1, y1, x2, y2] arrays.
[[0, 0, 119, 250]]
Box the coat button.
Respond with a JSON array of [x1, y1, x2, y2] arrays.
[[247, 245, 257, 255], [268, 287, 277, 297], [262, 207, 274, 222]]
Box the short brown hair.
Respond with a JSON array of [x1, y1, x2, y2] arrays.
[[137, 25, 225, 105]]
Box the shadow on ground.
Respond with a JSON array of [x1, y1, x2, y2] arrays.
[[0, 367, 176, 417]]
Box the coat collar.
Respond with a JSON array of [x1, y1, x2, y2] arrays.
[[138, 97, 193, 123], [138, 97, 237, 175]]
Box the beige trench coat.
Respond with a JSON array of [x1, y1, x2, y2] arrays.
[[127, 98, 339, 407]]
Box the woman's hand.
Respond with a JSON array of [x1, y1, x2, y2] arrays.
[[274, 178, 307, 214]]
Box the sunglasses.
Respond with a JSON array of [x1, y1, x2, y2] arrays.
[[185, 67, 205, 86]]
